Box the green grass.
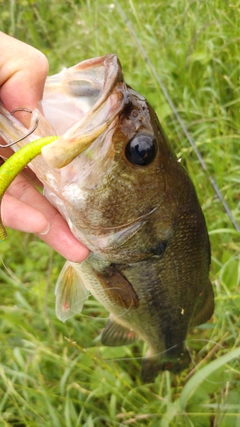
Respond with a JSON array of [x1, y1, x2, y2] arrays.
[[0, 0, 240, 425]]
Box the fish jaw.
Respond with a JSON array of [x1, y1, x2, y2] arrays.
[[41, 55, 124, 134]]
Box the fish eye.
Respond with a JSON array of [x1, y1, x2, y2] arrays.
[[125, 133, 157, 166]]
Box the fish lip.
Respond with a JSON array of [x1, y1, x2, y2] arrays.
[[41, 55, 127, 169]]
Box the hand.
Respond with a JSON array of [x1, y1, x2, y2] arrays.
[[0, 32, 89, 262]]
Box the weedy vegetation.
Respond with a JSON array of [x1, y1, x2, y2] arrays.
[[0, 0, 240, 426]]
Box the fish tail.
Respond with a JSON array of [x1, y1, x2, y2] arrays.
[[141, 350, 191, 383]]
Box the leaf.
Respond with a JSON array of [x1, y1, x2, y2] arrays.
[[180, 347, 240, 410]]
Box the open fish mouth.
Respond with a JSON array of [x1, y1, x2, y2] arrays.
[[41, 55, 124, 132], [0, 55, 127, 169], [41, 55, 127, 169]]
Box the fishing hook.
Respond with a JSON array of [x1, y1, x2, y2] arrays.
[[0, 107, 39, 148]]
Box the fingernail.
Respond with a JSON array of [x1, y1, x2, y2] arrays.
[[39, 222, 50, 235]]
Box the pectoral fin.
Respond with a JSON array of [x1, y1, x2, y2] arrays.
[[93, 265, 139, 309], [101, 318, 138, 346], [55, 261, 89, 322]]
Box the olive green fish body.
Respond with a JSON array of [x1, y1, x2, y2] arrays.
[[64, 104, 213, 382]]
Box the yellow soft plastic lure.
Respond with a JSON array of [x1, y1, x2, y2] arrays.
[[0, 136, 58, 241]]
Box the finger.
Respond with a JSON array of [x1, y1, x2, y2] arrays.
[[0, 32, 49, 125], [2, 174, 90, 262], [0, 146, 15, 160], [1, 193, 49, 234], [37, 209, 90, 263]]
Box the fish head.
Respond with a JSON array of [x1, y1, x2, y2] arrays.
[[41, 56, 183, 260]]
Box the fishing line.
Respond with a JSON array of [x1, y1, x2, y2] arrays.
[[115, 1, 240, 233]]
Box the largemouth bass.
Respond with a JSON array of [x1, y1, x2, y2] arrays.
[[0, 55, 214, 382]]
